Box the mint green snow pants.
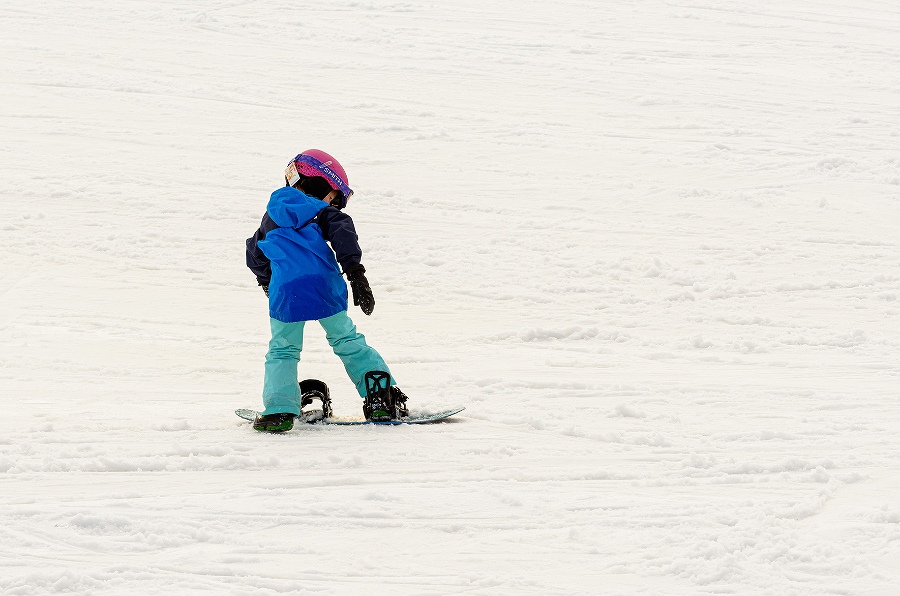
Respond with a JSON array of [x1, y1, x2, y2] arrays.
[[261, 311, 393, 416]]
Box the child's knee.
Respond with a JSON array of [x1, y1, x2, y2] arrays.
[[266, 344, 301, 360]]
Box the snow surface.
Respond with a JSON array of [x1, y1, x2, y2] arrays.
[[2, 0, 900, 594]]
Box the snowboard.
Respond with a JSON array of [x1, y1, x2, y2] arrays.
[[235, 407, 465, 426]]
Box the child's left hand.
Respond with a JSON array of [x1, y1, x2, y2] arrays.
[[347, 266, 375, 316]]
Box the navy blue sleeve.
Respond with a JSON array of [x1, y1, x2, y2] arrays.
[[246, 212, 279, 286], [316, 207, 363, 272]]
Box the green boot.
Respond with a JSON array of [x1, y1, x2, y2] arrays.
[[362, 372, 409, 421], [253, 412, 295, 432]]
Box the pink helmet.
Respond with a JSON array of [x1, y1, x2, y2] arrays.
[[285, 149, 353, 203]]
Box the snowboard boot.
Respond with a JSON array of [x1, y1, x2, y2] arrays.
[[253, 412, 295, 432], [362, 371, 409, 421]]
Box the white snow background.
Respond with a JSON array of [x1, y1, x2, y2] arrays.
[[1, 0, 899, 594]]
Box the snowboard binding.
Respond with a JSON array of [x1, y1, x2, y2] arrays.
[[299, 379, 333, 422], [362, 371, 409, 421]]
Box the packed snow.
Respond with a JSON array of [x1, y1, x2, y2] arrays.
[[2, 0, 899, 594]]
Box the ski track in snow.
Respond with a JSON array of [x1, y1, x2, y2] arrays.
[[1, 0, 900, 594]]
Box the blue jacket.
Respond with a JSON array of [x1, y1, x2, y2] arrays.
[[246, 187, 363, 322]]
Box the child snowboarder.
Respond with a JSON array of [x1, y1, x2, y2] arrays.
[[245, 149, 408, 432]]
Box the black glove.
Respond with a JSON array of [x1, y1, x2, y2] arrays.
[[346, 265, 374, 316], [261, 284, 269, 297]]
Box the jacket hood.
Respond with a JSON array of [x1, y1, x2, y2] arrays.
[[266, 187, 327, 228]]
